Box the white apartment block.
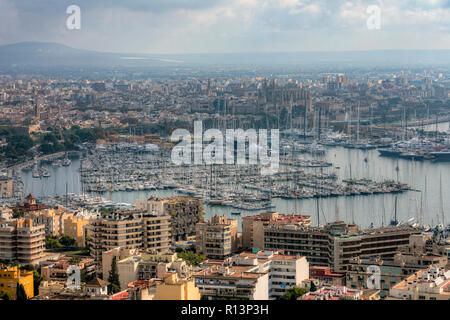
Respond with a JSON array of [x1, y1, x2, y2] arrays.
[[230, 250, 309, 299], [389, 267, 450, 300]]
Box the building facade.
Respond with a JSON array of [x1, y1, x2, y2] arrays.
[[196, 215, 238, 259], [154, 272, 200, 300], [0, 265, 34, 299], [135, 196, 203, 241], [389, 267, 450, 300], [91, 210, 171, 265], [346, 252, 448, 298], [242, 211, 311, 250], [263, 221, 421, 272], [0, 218, 45, 265], [64, 217, 89, 248], [194, 266, 269, 300], [230, 250, 310, 299]]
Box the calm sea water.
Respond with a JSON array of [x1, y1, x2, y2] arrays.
[[22, 143, 449, 231]]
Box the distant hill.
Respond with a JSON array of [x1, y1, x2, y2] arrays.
[[0, 42, 449, 69], [0, 42, 167, 68]]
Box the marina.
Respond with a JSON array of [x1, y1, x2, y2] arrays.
[[17, 138, 450, 230]]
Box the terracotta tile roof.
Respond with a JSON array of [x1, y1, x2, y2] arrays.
[[86, 277, 110, 287]]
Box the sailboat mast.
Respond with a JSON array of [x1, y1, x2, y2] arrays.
[[316, 197, 320, 227], [357, 102, 360, 142], [394, 196, 398, 223]]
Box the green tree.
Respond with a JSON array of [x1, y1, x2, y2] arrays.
[[59, 235, 76, 248], [16, 283, 28, 301], [107, 256, 121, 294], [282, 287, 309, 300], [85, 234, 91, 251], [32, 270, 44, 296], [45, 237, 62, 249], [310, 281, 317, 292], [81, 270, 95, 284], [178, 251, 206, 266]]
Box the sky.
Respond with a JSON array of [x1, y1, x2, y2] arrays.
[[0, 0, 449, 54]]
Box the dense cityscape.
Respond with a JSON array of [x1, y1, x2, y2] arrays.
[[0, 1, 449, 310]]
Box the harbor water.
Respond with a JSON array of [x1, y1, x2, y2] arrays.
[[21, 146, 449, 231]]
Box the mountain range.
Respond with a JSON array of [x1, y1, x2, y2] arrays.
[[1, 42, 450, 69]]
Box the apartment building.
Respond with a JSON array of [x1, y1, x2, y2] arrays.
[[136, 252, 191, 282], [389, 267, 450, 300], [242, 211, 311, 250], [90, 210, 171, 265], [264, 224, 331, 267], [196, 215, 238, 259], [301, 285, 364, 300], [0, 176, 14, 198], [102, 247, 140, 280], [15, 195, 70, 238], [346, 252, 448, 298], [102, 249, 192, 290], [405, 233, 450, 261], [0, 205, 13, 221], [154, 272, 200, 300], [309, 266, 346, 286], [0, 266, 34, 299], [63, 217, 89, 248], [135, 196, 203, 241], [263, 221, 421, 272], [331, 226, 422, 271], [40, 256, 96, 282], [194, 266, 269, 300], [0, 218, 45, 265], [230, 250, 310, 299]]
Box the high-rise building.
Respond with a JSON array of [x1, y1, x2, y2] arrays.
[[0, 218, 45, 265], [263, 221, 421, 272], [135, 196, 203, 241], [90, 210, 171, 265], [242, 212, 311, 250], [230, 250, 310, 299], [196, 215, 238, 260]]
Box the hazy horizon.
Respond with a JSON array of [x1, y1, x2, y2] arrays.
[[0, 0, 449, 55], [5, 41, 450, 56]]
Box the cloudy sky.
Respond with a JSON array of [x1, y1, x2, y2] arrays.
[[0, 0, 449, 53]]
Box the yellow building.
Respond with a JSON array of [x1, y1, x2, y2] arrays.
[[0, 266, 34, 300], [64, 217, 89, 247], [154, 272, 200, 300]]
